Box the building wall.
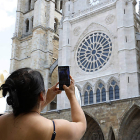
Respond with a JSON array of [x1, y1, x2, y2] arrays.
[[8, 0, 62, 112], [58, 0, 140, 109], [42, 97, 140, 140]]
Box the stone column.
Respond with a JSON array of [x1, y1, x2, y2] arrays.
[[32, 0, 55, 112], [106, 91, 109, 102]]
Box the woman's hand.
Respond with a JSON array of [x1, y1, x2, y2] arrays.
[[46, 82, 62, 105], [63, 75, 75, 100]]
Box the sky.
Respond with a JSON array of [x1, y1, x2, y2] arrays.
[[0, 0, 139, 113]]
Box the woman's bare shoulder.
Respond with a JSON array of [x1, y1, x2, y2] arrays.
[[0, 113, 11, 121], [29, 115, 54, 139]]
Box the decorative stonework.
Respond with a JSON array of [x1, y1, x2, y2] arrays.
[[74, 23, 113, 52], [73, 27, 81, 36], [77, 32, 112, 72], [105, 15, 115, 25]]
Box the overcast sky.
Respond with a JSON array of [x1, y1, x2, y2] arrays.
[[0, 0, 139, 113]]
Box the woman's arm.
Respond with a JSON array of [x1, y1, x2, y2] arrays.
[[41, 82, 62, 109], [54, 76, 87, 140]]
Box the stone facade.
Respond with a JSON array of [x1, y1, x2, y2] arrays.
[[56, 0, 140, 139], [42, 97, 140, 140], [9, 0, 140, 140], [10, 0, 62, 111], [58, 0, 140, 109]]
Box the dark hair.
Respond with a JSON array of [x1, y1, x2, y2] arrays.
[[0, 68, 45, 117]]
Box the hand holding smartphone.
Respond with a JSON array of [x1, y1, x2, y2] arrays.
[[58, 66, 70, 90]]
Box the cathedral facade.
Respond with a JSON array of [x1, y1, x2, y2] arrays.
[[10, 0, 140, 139]]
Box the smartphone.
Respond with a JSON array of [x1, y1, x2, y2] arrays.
[[58, 66, 70, 90]]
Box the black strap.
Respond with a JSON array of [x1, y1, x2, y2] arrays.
[[51, 121, 56, 140]]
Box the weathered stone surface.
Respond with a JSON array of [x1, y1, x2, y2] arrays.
[[42, 97, 140, 140]]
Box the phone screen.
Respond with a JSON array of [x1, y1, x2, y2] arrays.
[[58, 66, 70, 90]]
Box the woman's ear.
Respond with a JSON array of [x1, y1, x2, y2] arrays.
[[39, 91, 45, 101]]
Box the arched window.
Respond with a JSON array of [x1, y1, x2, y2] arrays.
[[109, 80, 119, 100], [54, 18, 58, 33], [109, 86, 113, 100], [84, 91, 88, 105], [96, 89, 100, 103], [84, 84, 93, 105], [60, 0, 63, 13], [115, 85, 119, 99], [96, 82, 106, 103], [25, 19, 29, 32], [102, 88, 106, 102]]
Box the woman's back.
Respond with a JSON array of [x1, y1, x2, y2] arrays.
[[0, 113, 53, 140], [0, 68, 86, 140]]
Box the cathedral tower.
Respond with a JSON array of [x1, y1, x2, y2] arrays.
[[10, 0, 62, 111]]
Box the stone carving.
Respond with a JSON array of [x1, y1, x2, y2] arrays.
[[73, 27, 81, 36], [74, 22, 113, 55], [77, 32, 112, 72], [105, 15, 115, 25]]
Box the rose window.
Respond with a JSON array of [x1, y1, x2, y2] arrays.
[[77, 32, 112, 72]]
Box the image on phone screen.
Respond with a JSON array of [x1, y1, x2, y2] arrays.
[[58, 66, 70, 90]]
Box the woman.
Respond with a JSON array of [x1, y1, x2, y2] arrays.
[[0, 68, 87, 140]]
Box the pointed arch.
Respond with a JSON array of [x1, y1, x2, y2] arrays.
[[94, 79, 105, 93], [118, 104, 140, 140], [107, 77, 120, 100], [83, 82, 93, 105], [107, 76, 119, 90], [83, 82, 93, 90], [81, 112, 105, 140], [95, 79, 106, 103], [25, 19, 29, 33], [108, 127, 115, 140], [54, 18, 58, 33]]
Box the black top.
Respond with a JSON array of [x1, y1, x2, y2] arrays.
[[51, 121, 56, 140]]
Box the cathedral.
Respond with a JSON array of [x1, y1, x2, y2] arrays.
[[8, 0, 140, 139]]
